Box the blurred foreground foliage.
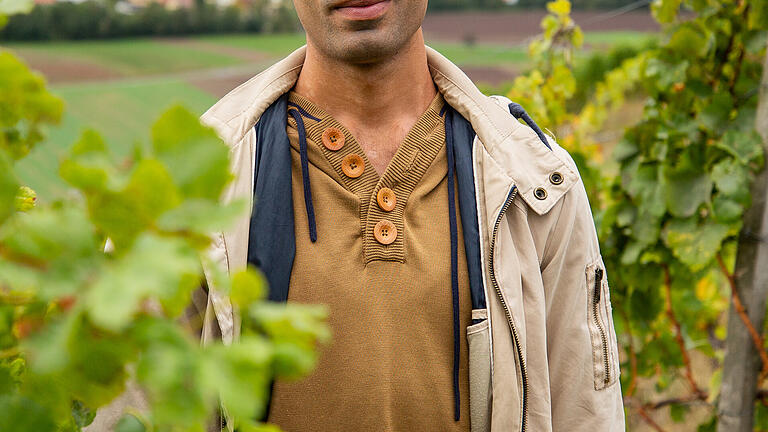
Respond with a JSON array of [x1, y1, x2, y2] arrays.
[[510, 0, 767, 428], [0, 2, 328, 431]]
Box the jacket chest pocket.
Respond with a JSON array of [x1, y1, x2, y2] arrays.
[[586, 258, 619, 390]]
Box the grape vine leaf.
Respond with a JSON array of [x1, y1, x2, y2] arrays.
[[663, 218, 729, 270]]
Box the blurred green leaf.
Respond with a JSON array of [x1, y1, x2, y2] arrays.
[[0, 51, 63, 160], [651, 0, 682, 23], [88, 159, 180, 250], [662, 168, 712, 218], [230, 269, 266, 309], [156, 198, 247, 235], [663, 218, 729, 270], [0, 395, 57, 431], [86, 235, 198, 331], [203, 336, 272, 421], [151, 106, 230, 201], [715, 129, 764, 167], [115, 414, 146, 432], [0, 150, 19, 224], [668, 24, 710, 58]]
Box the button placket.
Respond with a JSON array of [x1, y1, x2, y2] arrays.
[[287, 90, 447, 264]]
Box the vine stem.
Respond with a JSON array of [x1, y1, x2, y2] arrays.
[[644, 393, 711, 410], [662, 264, 705, 397], [627, 397, 666, 432], [620, 307, 638, 397], [716, 252, 768, 382], [625, 393, 712, 431]]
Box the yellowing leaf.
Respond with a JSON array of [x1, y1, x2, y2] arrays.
[[546, 0, 570, 17], [230, 269, 266, 309], [694, 276, 716, 301]]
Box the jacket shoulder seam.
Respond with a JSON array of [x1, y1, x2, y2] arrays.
[[430, 66, 514, 144]]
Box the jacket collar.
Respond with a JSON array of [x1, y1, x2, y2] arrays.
[[201, 44, 578, 215]]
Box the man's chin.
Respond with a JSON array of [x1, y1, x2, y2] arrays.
[[327, 34, 401, 64]]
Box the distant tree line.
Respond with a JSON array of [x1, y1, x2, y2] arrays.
[[0, 0, 300, 41], [0, 0, 643, 40]]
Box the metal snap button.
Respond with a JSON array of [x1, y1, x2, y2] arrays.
[[534, 187, 548, 200], [549, 172, 563, 185]]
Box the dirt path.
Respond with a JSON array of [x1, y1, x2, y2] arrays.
[[14, 51, 122, 84], [423, 10, 658, 45], [157, 38, 271, 62]]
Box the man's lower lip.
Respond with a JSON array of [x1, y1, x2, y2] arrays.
[[334, 0, 390, 20]]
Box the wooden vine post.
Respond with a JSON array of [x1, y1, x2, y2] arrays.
[[717, 42, 768, 432]]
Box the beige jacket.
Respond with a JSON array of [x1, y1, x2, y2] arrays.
[[198, 45, 626, 432]]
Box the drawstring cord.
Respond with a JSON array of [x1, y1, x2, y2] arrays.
[[508, 102, 552, 150], [288, 102, 321, 122], [443, 106, 462, 422], [288, 108, 318, 242]]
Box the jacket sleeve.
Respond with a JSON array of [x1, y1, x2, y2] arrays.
[[538, 172, 626, 431]]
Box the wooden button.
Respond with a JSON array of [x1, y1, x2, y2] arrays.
[[322, 127, 345, 151], [376, 188, 397, 212], [341, 154, 365, 178], [374, 220, 397, 245]]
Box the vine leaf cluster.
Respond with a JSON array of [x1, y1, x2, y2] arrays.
[[509, 0, 768, 429]]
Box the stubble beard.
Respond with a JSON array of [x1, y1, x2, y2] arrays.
[[311, 13, 420, 66]]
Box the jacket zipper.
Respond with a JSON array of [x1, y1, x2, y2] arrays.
[[488, 186, 528, 432], [592, 267, 610, 384]]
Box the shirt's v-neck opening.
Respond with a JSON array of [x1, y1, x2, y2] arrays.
[[287, 90, 445, 193]]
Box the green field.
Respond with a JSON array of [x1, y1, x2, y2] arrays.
[[4, 30, 653, 198], [197, 33, 307, 55], [197, 33, 530, 67], [6, 38, 248, 76], [16, 78, 218, 198]]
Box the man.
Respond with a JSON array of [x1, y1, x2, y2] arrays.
[[200, 0, 625, 430]]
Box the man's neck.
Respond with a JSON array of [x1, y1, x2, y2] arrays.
[[293, 30, 438, 175], [293, 29, 437, 132]]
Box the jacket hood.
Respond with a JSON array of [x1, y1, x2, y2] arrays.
[[201, 44, 578, 215]]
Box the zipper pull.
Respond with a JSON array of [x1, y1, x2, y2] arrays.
[[593, 267, 604, 304]]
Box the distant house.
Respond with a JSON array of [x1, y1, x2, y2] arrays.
[[155, 0, 195, 9]]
